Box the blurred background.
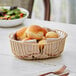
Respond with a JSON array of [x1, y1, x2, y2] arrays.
[[0, 0, 76, 24]]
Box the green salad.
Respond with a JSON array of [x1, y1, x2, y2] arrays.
[[0, 6, 26, 20]]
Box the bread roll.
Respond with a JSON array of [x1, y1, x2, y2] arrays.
[[38, 40, 46, 50], [22, 38, 31, 41], [25, 25, 47, 40], [42, 28, 47, 36], [46, 31, 59, 38], [16, 27, 27, 40]]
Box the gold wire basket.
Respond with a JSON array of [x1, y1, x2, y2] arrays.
[[9, 29, 67, 60]]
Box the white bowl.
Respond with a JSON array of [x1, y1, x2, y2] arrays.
[[0, 6, 29, 27]]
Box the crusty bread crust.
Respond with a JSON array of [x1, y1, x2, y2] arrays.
[[46, 31, 59, 38], [16, 27, 27, 40], [25, 25, 47, 40], [26, 25, 43, 33]]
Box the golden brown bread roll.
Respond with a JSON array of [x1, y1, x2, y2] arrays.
[[25, 25, 47, 40], [38, 40, 46, 50], [46, 31, 59, 38], [16, 27, 27, 40], [42, 28, 47, 36], [22, 38, 31, 41]]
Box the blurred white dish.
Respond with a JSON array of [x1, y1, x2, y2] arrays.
[[0, 6, 29, 27]]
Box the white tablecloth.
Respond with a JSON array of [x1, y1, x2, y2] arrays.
[[0, 19, 76, 76]]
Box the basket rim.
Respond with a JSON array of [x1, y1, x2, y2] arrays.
[[9, 29, 67, 44]]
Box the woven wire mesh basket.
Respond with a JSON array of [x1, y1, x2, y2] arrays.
[[9, 29, 67, 60]]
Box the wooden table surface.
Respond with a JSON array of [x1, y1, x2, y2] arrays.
[[0, 19, 76, 76]]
